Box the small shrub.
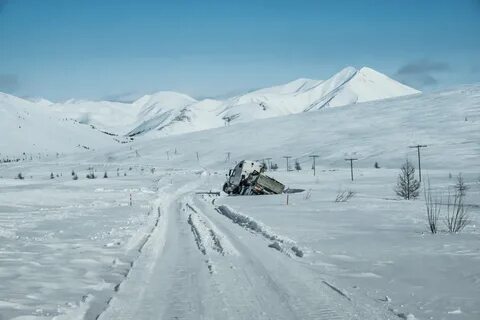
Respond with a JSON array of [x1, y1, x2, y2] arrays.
[[71, 170, 75, 176], [335, 190, 355, 202], [374, 162, 380, 169], [294, 160, 302, 171], [50, 172, 55, 179], [17, 173, 24, 180], [72, 174, 78, 180], [103, 172, 108, 178]]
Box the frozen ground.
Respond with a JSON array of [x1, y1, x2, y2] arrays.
[[0, 85, 479, 319]]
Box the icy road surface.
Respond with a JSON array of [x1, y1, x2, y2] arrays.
[[100, 173, 390, 320]]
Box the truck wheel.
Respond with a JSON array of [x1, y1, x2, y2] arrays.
[[223, 183, 230, 194]]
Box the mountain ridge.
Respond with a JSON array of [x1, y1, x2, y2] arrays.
[[0, 66, 420, 143]]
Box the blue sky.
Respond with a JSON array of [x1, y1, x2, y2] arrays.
[[0, 0, 479, 101]]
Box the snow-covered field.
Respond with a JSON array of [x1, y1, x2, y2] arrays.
[[0, 85, 479, 319]]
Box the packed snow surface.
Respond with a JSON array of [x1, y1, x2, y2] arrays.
[[0, 84, 479, 320]]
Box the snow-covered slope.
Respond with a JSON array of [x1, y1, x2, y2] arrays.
[[92, 84, 478, 172], [30, 66, 419, 138], [0, 92, 116, 155], [47, 99, 140, 133], [126, 66, 419, 136], [127, 91, 198, 136]]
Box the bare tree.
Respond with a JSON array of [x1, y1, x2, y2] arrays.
[[395, 160, 420, 200], [454, 173, 469, 197], [445, 189, 470, 233], [424, 180, 440, 234]]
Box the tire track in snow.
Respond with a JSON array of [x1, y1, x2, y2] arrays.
[[194, 197, 348, 320], [98, 176, 388, 320], [186, 201, 238, 256], [185, 201, 234, 274], [194, 195, 391, 320], [188, 198, 303, 319], [216, 204, 304, 258], [98, 180, 203, 320]]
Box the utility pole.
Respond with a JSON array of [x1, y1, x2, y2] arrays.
[[166, 151, 170, 160], [409, 145, 427, 182], [309, 155, 319, 176], [196, 152, 199, 161], [344, 158, 358, 181], [225, 152, 231, 162], [283, 156, 292, 171]]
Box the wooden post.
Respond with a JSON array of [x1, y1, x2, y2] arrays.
[[309, 155, 319, 176], [283, 156, 292, 171], [344, 158, 358, 181]]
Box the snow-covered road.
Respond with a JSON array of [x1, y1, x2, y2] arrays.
[[99, 174, 390, 320]]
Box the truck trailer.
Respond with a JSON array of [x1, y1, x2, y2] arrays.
[[223, 160, 285, 195]]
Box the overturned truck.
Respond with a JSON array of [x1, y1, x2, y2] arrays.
[[223, 160, 285, 195]]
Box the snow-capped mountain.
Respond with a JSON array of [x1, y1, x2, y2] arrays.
[[0, 92, 117, 155], [0, 66, 420, 152], [128, 91, 198, 136], [126, 66, 419, 136]]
